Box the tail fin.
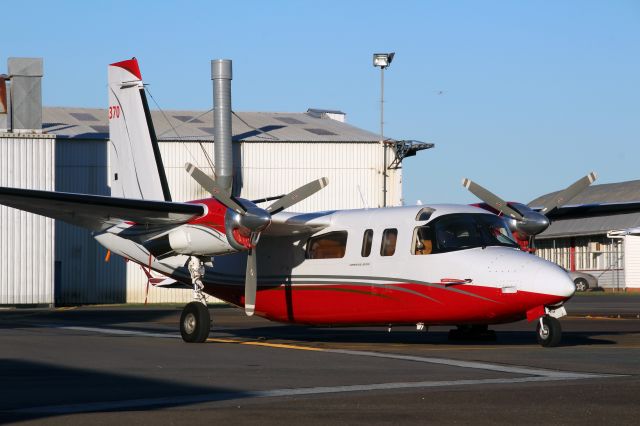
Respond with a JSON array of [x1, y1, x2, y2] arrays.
[[108, 58, 172, 201]]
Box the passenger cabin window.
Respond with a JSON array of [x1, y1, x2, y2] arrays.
[[306, 231, 348, 259], [361, 229, 373, 257], [380, 228, 398, 257]]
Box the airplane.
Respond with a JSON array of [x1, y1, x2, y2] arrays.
[[0, 58, 617, 348]]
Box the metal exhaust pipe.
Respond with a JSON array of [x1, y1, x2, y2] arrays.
[[211, 59, 233, 195]]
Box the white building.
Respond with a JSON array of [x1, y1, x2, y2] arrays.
[[1, 102, 433, 305], [531, 180, 640, 292]]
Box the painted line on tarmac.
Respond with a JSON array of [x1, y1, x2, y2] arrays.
[[8, 374, 618, 416], [208, 337, 325, 351], [53, 325, 181, 339], [53, 325, 613, 379]]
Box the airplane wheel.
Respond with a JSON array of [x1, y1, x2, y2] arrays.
[[536, 316, 561, 347], [180, 302, 210, 343], [574, 278, 589, 292]]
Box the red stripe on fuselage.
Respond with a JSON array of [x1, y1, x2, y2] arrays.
[[202, 281, 568, 326]]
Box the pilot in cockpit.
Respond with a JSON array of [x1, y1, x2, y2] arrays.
[[414, 227, 433, 255]]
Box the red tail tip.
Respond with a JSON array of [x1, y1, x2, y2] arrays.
[[110, 57, 142, 80]]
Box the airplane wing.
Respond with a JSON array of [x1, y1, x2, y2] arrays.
[[538, 201, 640, 220], [0, 187, 205, 232], [263, 210, 333, 236]]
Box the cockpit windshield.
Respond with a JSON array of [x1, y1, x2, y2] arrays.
[[413, 213, 518, 254]]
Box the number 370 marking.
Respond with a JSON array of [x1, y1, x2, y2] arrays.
[[108, 106, 121, 119]]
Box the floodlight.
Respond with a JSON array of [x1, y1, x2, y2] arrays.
[[372, 52, 395, 69]]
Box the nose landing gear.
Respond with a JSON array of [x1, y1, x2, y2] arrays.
[[536, 315, 562, 347]]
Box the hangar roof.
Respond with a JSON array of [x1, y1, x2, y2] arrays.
[[529, 180, 640, 207], [42, 107, 381, 143], [530, 180, 640, 239]]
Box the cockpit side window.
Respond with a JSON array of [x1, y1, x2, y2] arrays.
[[412, 225, 433, 255], [434, 215, 482, 251], [415, 207, 435, 221], [420, 213, 518, 254]]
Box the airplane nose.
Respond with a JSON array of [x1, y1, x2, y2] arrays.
[[529, 261, 576, 300], [545, 264, 576, 298]]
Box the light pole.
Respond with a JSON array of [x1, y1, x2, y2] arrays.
[[373, 52, 395, 207]]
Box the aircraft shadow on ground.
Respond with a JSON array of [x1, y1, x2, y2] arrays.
[[0, 309, 182, 329], [218, 325, 619, 347], [0, 359, 251, 423]]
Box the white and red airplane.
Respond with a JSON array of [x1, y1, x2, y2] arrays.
[[0, 58, 622, 347]]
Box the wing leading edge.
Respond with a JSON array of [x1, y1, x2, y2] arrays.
[[0, 187, 205, 231], [537, 201, 640, 220]]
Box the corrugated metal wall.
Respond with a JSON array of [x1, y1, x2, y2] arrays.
[[33, 139, 396, 304], [155, 141, 399, 209], [3, 131, 399, 305], [55, 140, 126, 304], [126, 140, 398, 303], [0, 134, 55, 305]]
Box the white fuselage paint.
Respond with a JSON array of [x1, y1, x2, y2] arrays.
[[95, 203, 575, 300]]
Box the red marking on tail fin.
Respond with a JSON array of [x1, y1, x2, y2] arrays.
[[110, 58, 142, 80]]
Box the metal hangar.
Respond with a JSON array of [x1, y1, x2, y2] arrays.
[[531, 180, 640, 292], [0, 57, 434, 306]]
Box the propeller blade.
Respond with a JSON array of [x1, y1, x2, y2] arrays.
[[244, 247, 257, 316], [539, 172, 597, 215], [266, 177, 329, 214], [462, 178, 525, 221], [184, 163, 246, 215]]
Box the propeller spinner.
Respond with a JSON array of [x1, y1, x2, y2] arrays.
[[185, 162, 328, 315]]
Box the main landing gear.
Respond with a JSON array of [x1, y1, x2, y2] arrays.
[[536, 315, 562, 347], [180, 257, 211, 343]]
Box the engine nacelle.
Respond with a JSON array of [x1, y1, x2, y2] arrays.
[[145, 224, 237, 257]]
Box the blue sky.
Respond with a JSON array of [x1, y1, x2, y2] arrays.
[[4, 0, 639, 204]]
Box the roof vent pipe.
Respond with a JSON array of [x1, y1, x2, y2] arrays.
[[211, 59, 233, 195]]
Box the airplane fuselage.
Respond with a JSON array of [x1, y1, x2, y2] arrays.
[[96, 202, 575, 326]]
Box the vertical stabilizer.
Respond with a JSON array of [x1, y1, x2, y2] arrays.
[[108, 58, 171, 201]]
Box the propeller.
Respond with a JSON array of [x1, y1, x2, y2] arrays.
[[184, 162, 328, 315], [462, 172, 597, 249], [462, 178, 524, 220], [266, 178, 328, 214], [244, 244, 257, 316], [185, 162, 246, 215], [539, 172, 597, 215]]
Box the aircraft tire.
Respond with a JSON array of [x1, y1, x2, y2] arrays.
[[180, 302, 211, 343], [574, 278, 589, 292], [536, 315, 561, 347]]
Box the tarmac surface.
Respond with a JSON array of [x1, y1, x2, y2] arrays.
[[0, 294, 639, 425]]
